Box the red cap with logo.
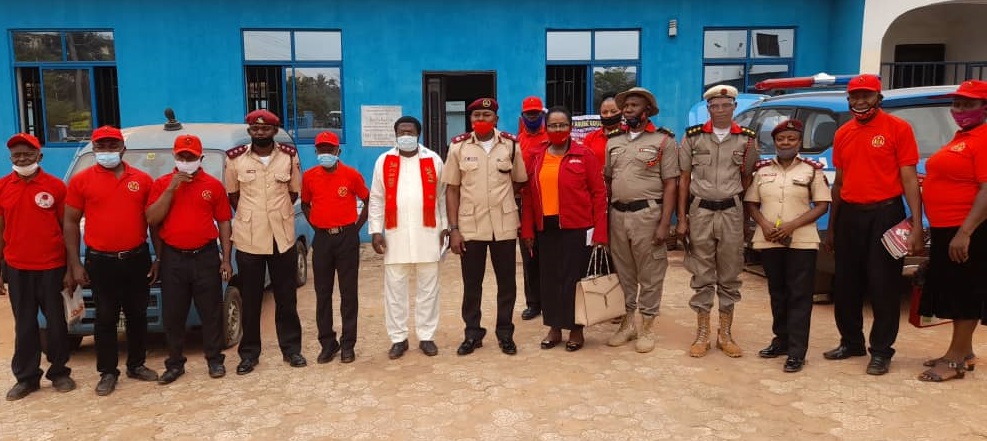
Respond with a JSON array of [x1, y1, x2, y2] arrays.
[[245, 109, 281, 126], [946, 80, 987, 100], [6, 133, 41, 150], [521, 96, 544, 113], [173, 134, 203, 156], [847, 74, 882, 93], [92, 125, 124, 142], [315, 131, 339, 147], [467, 97, 499, 113]]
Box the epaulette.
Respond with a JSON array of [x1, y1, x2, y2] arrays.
[[685, 125, 704, 137], [277, 143, 297, 157], [802, 158, 825, 170], [605, 127, 625, 138], [754, 159, 774, 170], [450, 132, 471, 144], [740, 126, 757, 138], [225, 145, 248, 159], [499, 131, 517, 142], [656, 126, 675, 138]]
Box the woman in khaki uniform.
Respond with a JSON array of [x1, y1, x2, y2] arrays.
[[744, 120, 830, 373]]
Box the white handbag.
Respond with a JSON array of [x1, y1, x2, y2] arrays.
[[574, 248, 624, 326]]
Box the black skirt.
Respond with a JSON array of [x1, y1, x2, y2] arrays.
[[920, 225, 987, 322], [537, 216, 591, 330]]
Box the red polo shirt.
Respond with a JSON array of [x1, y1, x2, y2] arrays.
[[148, 169, 232, 249], [0, 170, 66, 270], [833, 110, 919, 204], [301, 163, 369, 229], [923, 124, 987, 227], [65, 163, 152, 252]]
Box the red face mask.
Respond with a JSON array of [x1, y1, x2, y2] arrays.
[[472, 121, 495, 137], [547, 130, 570, 146]]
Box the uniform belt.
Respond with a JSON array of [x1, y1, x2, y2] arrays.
[[611, 199, 662, 213], [166, 242, 216, 255], [844, 197, 899, 211], [87, 243, 149, 260], [697, 196, 737, 211], [322, 223, 355, 235]]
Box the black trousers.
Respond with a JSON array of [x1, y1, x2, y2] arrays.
[[520, 237, 541, 311], [537, 216, 590, 330], [312, 226, 360, 351], [5, 264, 70, 384], [833, 198, 906, 358], [160, 243, 225, 370], [760, 248, 816, 359], [235, 242, 302, 360], [87, 245, 152, 376], [460, 239, 517, 341]]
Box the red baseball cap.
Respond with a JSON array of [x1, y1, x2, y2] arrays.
[[847, 74, 882, 93], [6, 133, 41, 150], [315, 131, 339, 147], [245, 109, 281, 126], [173, 134, 203, 156], [521, 96, 544, 113], [945, 80, 987, 100], [92, 125, 124, 142]]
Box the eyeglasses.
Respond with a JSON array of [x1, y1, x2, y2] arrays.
[[546, 123, 571, 130], [9, 152, 39, 160]]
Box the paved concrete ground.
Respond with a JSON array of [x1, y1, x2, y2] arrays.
[[2, 247, 986, 440]]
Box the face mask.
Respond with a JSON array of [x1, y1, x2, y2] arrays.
[[175, 159, 201, 174], [951, 107, 987, 129], [252, 137, 274, 148], [625, 115, 645, 129], [776, 148, 798, 160], [95, 152, 122, 169], [12, 163, 39, 177], [317, 153, 339, 168], [850, 106, 879, 122], [396, 135, 419, 152], [600, 114, 622, 127], [472, 121, 495, 137], [522, 114, 544, 132], [547, 130, 571, 146]]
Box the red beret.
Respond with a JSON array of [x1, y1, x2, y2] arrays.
[[771, 119, 804, 138], [173, 134, 203, 156], [467, 98, 499, 113], [6, 133, 41, 150], [245, 109, 281, 126], [847, 74, 882, 93], [315, 131, 339, 147], [92, 125, 124, 142]]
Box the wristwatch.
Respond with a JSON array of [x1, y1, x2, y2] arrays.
[[449, 224, 459, 231]]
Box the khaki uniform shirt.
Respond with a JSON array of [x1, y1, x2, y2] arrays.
[[605, 127, 680, 202], [744, 157, 832, 250], [443, 130, 527, 241], [224, 143, 302, 254], [679, 123, 759, 200]]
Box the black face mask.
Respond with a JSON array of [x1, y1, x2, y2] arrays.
[[252, 137, 274, 148], [625, 115, 644, 129], [600, 114, 622, 127]]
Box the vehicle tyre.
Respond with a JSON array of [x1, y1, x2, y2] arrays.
[[223, 285, 243, 349], [296, 240, 308, 287]]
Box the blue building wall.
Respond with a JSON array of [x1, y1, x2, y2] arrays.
[[0, 0, 864, 181]]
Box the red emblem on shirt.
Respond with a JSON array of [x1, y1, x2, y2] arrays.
[[202, 190, 213, 201], [950, 142, 966, 152], [871, 135, 886, 148], [34, 191, 54, 209], [127, 181, 140, 192], [338, 186, 348, 197]]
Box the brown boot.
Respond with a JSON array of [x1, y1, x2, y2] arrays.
[[689, 312, 711, 357], [635, 316, 657, 353], [607, 313, 637, 347], [716, 310, 743, 358]]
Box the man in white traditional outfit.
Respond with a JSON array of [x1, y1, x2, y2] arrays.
[[369, 116, 448, 359]]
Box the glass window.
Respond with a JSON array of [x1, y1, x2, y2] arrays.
[[752, 108, 795, 153], [294, 31, 342, 61], [703, 30, 748, 59], [593, 66, 637, 111], [287, 67, 342, 140], [66, 32, 115, 61], [243, 31, 291, 61], [752, 29, 794, 59], [13, 32, 62, 62], [703, 28, 795, 93], [545, 30, 640, 113], [799, 109, 839, 153], [704, 65, 745, 89], [886, 105, 957, 158], [42, 69, 93, 143], [547, 31, 592, 61], [594, 31, 638, 60]]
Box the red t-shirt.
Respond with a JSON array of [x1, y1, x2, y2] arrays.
[[582, 128, 608, 165], [518, 128, 547, 154], [833, 110, 920, 204], [0, 170, 67, 270], [65, 163, 152, 252], [148, 170, 233, 249], [923, 124, 987, 227], [301, 164, 369, 229]]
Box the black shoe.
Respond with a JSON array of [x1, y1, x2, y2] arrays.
[[158, 368, 185, 385], [783, 357, 805, 373], [236, 359, 258, 375], [521, 308, 541, 320], [283, 353, 307, 367], [457, 338, 483, 356], [51, 376, 76, 393], [340, 348, 355, 363], [126, 365, 159, 382], [5, 382, 40, 401], [388, 340, 409, 360], [758, 343, 789, 359], [823, 345, 867, 360], [866, 355, 891, 375], [419, 340, 438, 357], [208, 363, 226, 379], [499, 339, 518, 355], [317, 344, 341, 364], [95, 374, 117, 396]]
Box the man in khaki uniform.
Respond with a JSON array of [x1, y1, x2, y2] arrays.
[[444, 97, 527, 357], [677, 85, 759, 358], [604, 87, 679, 354], [224, 109, 306, 374]]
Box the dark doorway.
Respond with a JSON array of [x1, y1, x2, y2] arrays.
[[422, 71, 496, 159], [893, 44, 946, 88]]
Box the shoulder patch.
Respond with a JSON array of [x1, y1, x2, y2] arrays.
[[802, 158, 825, 170], [451, 132, 471, 144], [740, 126, 757, 138], [605, 127, 625, 139], [225, 145, 248, 159], [685, 125, 704, 138], [499, 131, 517, 141], [277, 143, 297, 157], [754, 159, 774, 170], [656, 126, 675, 138]]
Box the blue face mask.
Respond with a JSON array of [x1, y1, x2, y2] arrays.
[[522, 114, 544, 132], [317, 153, 339, 168], [95, 152, 122, 169]]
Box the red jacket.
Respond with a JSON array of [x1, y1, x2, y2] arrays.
[[521, 140, 608, 244]]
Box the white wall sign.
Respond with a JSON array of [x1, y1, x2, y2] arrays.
[[361, 105, 403, 147]]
